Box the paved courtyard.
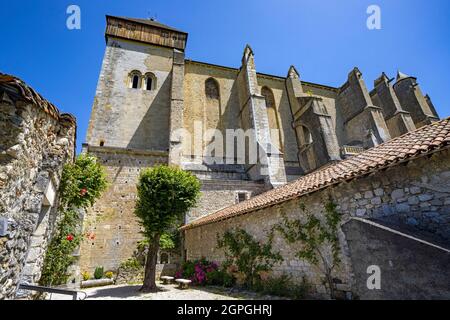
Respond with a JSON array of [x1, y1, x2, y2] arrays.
[[48, 283, 281, 300]]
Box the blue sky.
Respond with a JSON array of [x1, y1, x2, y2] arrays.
[[1, 0, 449, 153]]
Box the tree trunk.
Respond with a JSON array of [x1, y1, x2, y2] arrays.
[[140, 234, 160, 292]]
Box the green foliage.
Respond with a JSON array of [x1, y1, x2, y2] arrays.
[[252, 275, 310, 299], [159, 232, 177, 250], [94, 266, 104, 279], [119, 257, 142, 270], [81, 271, 91, 281], [39, 154, 107, 286], [206, 269, 234, 287], [39, 209, 83, 285], [274, 197, 341, 298], [59, 154, 108, 208], [135, 165, 201, 241], [217, 228, 282, 288], [137, 230, 180, 251]]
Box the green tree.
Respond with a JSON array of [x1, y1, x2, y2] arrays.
[[134, 165, 200, 292]]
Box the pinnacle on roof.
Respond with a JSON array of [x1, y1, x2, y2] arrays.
[[396, 70, 411, 82]]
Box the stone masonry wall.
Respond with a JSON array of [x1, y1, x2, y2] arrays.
[[86, 38, 173, 151], [79, 146, 168, 274], [185, 148, 450, 298], [0, 98, 76, 299]]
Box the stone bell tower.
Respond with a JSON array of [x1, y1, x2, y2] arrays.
[[85, 16, 188, 156], [80, 16, 189, 273]]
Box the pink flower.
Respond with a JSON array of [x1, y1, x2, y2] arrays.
[[80, 188, 88, 196]]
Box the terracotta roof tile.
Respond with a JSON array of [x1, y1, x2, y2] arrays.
[[0, 73, 76, 127], [182, 118, 450, 230]]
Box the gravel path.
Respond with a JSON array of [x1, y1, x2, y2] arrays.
[[48, 282, 272, 300]]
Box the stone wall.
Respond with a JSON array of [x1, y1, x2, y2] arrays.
[[184, 148, 450, 299], [0, 94, 76, 299], [343, 218, 450, 299], [78, 146, 168, 274], [79, 145, 267, 271]]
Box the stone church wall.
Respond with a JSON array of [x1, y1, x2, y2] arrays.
[[79, 146, 168, 274], [0, 95, 76, 299]]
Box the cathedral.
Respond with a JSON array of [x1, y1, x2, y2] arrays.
[[80, 15, 441, 273]]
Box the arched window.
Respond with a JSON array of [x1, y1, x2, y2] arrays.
[[129, 71, 142, 89], [205, 78, 220, 100], [298, 125, 313, 146], [160, 252, 169, 264], [261, 86, 282, 150], [144, 73, 156, 91], [204, 78, 221, 155], [262, 86, 276, 109]]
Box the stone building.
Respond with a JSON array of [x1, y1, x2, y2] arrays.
[[183, 119, 450, 299], [80, 15, 442, 279], [0, 74, 76, 299]]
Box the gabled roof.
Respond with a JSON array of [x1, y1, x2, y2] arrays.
[[107, 15, 187, 34], [181, 118, 450, 230]]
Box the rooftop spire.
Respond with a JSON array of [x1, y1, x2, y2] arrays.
[[396, 70, 411, 82], [287, 65, 300, 79]]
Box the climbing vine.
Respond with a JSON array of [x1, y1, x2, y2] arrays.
[[274, 197, 341, 298], [217, 228, 282, 288], [39, 154, 107, 286]]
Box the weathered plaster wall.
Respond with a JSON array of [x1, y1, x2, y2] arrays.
[[0, 98, 76, 299]]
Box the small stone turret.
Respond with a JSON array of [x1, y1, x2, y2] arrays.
[[371, 72, 416, 137], [393, 71, 439, 128]]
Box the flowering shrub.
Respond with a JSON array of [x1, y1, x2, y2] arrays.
[[175, 258, 233, 287], [39, 155, 107, 286], [82, 271, 91, 281]]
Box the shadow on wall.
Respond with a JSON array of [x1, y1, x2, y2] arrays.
[[127, 74, 171, 152], [342, 218, 450, 300]]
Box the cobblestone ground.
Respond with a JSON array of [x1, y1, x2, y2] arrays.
[[48, 282, 283, 300]]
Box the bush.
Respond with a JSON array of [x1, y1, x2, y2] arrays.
[[39, 155, 107, 286], [105, 271, 114, 279], [94, 266, 104, 279], [206, 269, 234, 287], [119, 258, 143, 270], [252, 275, 310, 299], [175, 258, 221, 285], [39, 209, 83, 285], [81, 271, 90, 281], [59, 154, 108, 208], [217, 228, 282, 288]]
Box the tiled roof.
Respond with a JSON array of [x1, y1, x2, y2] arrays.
[[182, 118, 450, 230], [0, 73, 76, 127]]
